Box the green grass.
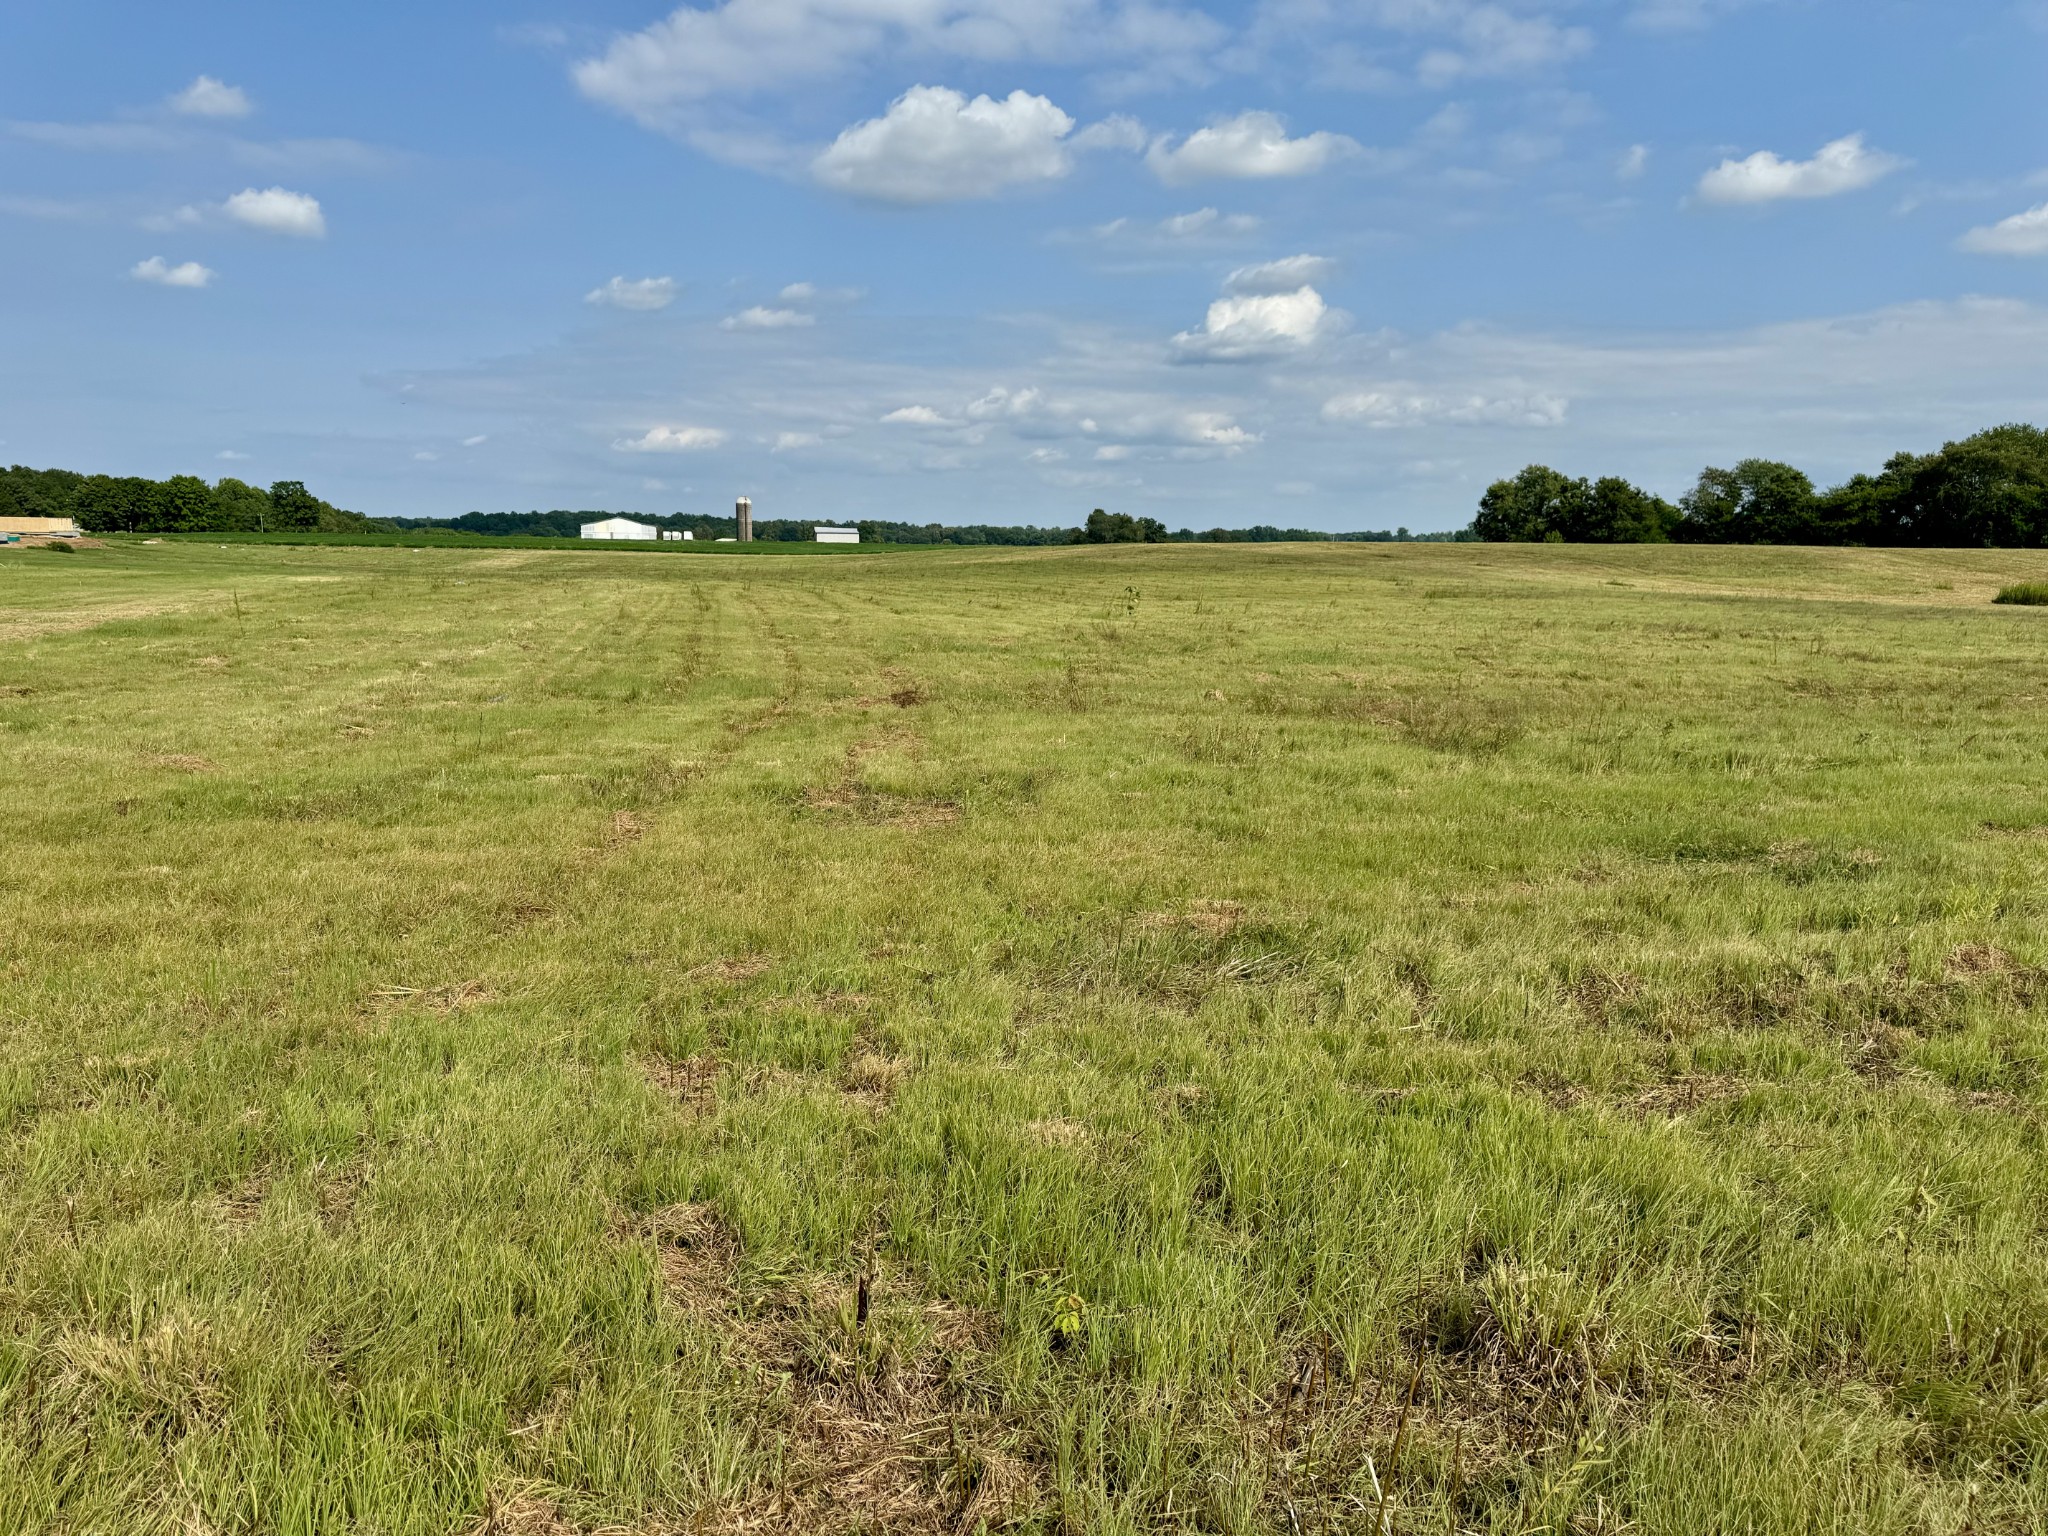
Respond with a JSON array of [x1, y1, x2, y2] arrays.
[[5, 537, 2048, 1534], [1993, 582, 2048, 607]]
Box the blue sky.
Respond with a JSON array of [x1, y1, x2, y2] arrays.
[[2, 0, 2044, 531]]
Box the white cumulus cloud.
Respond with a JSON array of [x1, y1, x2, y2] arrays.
[[813, 86, 1076, 204], [1958, 203, 2048, 257], [614, 425, 729, 451], [1147, 112, 1357, 185], [587, 275, 677, 310], [1173, 286, 1336, 360], [223, 186, 326, 237], [882, 404, 955, 426], [1694, 133, 1903, 206], [1225, 254, 1337, 295], [131, 256, 214, 288], [723, 305, 816, 329], [773, 431, 823, 451], [170, 76, 253, 119]]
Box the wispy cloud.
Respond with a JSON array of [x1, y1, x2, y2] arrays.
[[586, 275, 678, 310], [723, 305, 816, 329], [170, 76, 254, 119]]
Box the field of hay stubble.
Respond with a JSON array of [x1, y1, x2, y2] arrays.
[[4, 536, 2048, 1535]]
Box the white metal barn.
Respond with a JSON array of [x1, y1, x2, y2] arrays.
[[581, 517, 659, 541], [813, 526, 859, 544]]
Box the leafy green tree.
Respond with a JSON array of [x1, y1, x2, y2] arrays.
[[1676, 460, 1817, 544], [1571, 477, 1680, 542], [211, 478, 274, 530], [1473, 466, 1583, 541], [74, 475, 158, 532], [1078, 509, 1167, 543], [155, 474, 214, 532], [0, 465, 85, 521], [269, 481, 322, 530], [1891, 425, 2048, 547]]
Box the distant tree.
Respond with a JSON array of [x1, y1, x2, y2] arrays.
[[211, 477, 274, 530], [0, 465, 85, 521], [1570, 477, 1680, 542], [1891, 424, 2048, 547], [154, 474, 214, 532], [1078, 509, 1166, 543], [268, 480, 322, 530], [75, 475, 158, 532], [1473, 466, 1583, 541], [1676, 460, 1817, 544]]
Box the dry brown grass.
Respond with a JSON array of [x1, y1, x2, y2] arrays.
[[644, 1054, 722, 1110], [802, 785, 962, 829], [367, 979, 492, 1014], [638, 1205, 1039, 1534], [692, 955, 774, 983], [1140, 898, 1246, 939], [842, 1050, 909, 1113]]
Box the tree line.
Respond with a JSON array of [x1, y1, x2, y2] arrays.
[[1472, 424, 2048, 546], [1, 465, 381, 533]]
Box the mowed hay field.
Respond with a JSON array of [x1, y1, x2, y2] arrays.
[[6, 538, 2048, 1536]]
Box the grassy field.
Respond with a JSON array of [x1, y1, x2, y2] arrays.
[[4, 537, 2048, 1535]]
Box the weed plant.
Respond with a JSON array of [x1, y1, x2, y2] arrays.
[[4, 539, 2048, 1533]]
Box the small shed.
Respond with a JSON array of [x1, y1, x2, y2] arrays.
[[581, 517, 658, 541], [814, 526, 860, 544], [0, 517, 81, 537]]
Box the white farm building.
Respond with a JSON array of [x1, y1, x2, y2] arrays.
[[814, 526, 859, 544], [581, 517, 659, 541]]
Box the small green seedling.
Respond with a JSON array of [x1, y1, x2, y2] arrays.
[[1051, 1293, 1086, 1349]]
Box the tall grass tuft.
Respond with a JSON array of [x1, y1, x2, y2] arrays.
[[1992, 581, 2048, 605]]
